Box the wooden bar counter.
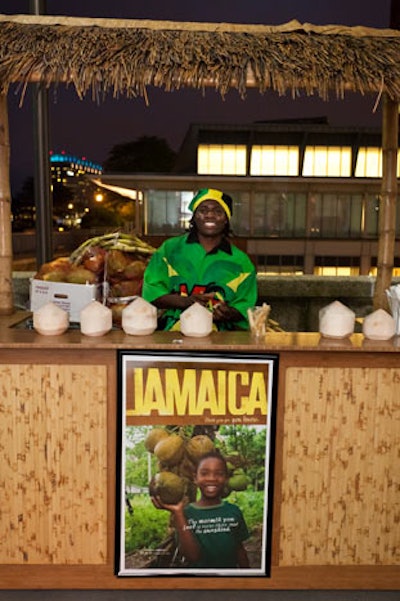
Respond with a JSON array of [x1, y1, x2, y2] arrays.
[[0, 312, 399, 590]]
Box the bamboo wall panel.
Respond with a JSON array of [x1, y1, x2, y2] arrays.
[[279, 366, 400, 566], [0, 363, 108, 564]]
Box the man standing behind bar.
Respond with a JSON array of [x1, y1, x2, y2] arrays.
[[142, 188, 257, 331]]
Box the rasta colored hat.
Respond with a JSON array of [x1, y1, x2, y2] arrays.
[[189, 189, 233, 219]]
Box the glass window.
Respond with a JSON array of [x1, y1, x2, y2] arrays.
[[314, 256, 360, 276], [252, 192, 306, 237], [363, 194, 379, 237], [197, 145, 247, 175], [349, 194, 363, 237], [256, 255, 304, 275], [303, 146, 352, 176], [308, 193, 354, 237], [285, 192, 307, 237], [146, 190, 193, 234], [250, 145, 299, 176], [355, 148, 382, 177], [230, 191, 251, 235]]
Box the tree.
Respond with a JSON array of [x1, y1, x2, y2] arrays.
[[219, 425, 267, 491], [11, 176, 35, 231], [80, 204, 124, 228], [103, 135, 176, 173]]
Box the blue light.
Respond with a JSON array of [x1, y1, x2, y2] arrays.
[[49, 153, 103, 172]]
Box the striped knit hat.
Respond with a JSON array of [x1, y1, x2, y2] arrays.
[[189, 189, 233, 219]]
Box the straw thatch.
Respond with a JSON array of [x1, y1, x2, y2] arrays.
[[1, 15, 400, 103], [0, 14, 399, 315]]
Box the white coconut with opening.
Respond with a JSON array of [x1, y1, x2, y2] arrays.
[[180, 302, 212, 337], [80, 300, 112, 336], [362, 308, 396, 340], [319, 300, 355, 338], [121, 296, 157, 335], [33, 301, 69, 336]]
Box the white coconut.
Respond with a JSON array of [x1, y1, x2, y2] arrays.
[[33, 301, 69, 336], [180, 302, 213, 337], [362, 308, 396, 340], [319, 300, 355, 338], [80, 300, 112, 337], [121, 297, 157, 335]]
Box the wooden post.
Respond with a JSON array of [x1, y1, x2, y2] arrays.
[[0, 94, 14, 315], [31, 0, 53, 265], [373, 94, 398, 310]]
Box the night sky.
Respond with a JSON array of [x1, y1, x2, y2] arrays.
[[0, 0, 393, 193]]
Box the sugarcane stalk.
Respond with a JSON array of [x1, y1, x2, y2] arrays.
[[69, 231, 155, 264]]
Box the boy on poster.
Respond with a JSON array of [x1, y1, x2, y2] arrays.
[[151, 450, 250, 569]]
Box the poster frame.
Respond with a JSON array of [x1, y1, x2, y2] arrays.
[[115, 349, 279, 578]]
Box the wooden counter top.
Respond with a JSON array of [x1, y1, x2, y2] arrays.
[[1, 311, 399, 591], [2, 310, 400, 352]]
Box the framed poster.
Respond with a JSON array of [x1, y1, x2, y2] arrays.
[[116, 350, 278, 577]]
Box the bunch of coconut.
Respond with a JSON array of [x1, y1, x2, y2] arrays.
[[33, 256, 97, 285], [34, 232, 156, 325], [144, 427, 250, 505]]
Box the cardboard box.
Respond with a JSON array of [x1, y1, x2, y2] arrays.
[[30, 279, 99, 322]]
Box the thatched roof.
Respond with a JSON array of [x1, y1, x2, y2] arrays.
[[1, 14, 400, 104]]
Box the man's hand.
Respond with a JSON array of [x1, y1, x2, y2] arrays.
[[212, 301, 242, 323]]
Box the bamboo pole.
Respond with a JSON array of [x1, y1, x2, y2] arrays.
[[373, 94, 399, 310], [0, 94, 14, 315]]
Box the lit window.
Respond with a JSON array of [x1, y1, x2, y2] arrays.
[[250, 145, 299, 176], [303, 146, 351, 176], [355, 148, 382, 177], [197, 144, 247, 175], [314, 266, 358, 276]]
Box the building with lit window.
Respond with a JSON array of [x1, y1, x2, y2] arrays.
[[50, 151, 103, 227], [98, 118, 400, 277]]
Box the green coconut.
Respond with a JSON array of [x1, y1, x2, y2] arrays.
[[185, 434, 215, 463], [154, 433, 185, 466], [144, 428, 170, 453], [149, 471, 185, 504], [228, 474, 249, 492]]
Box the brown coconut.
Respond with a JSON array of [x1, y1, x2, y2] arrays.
[[154, 434, 185, 466], [185, 435, 215, 463], [144, 428, 170, 453]]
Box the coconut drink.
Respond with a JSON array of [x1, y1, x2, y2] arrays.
[[33, 302, 69, 336], [80, 300, 113, 337], [121, 297, 157, 335], [319, 300, 355, 338], [362, 308, 396, 340], [180, 302, 212, 337]]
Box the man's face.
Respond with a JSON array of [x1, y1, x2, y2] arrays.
[[193, 200, 228, 237]]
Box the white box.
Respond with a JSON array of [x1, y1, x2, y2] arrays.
[[30, 279, 98, 323]]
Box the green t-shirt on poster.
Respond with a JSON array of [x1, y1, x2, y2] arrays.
[[183, 501, 250, 568]]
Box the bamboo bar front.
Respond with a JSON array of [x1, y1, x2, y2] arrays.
[[0, 320, 398, 590]]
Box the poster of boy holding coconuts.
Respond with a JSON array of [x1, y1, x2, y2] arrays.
[[151, 449, 250, 570], [117, 351, 277, 577]]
